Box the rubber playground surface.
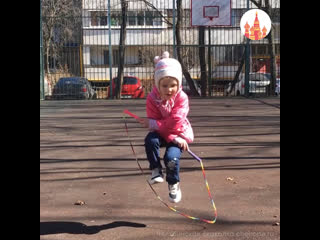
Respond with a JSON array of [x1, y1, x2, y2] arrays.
[[40, 97, 280, 240]]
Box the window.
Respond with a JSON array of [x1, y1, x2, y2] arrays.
[[104, 49, 119, 66], [127, 10, 163, 27], [111, 11, 121, 26], [271, 9, 280, 23], [145, 11, 153, 26], [257, 45, 267, 55], [137, 11, 145, 26], [123, 77, 138, 85], [183, 9, 191, 27], [128, 12, 136, 26], [153, 12, 162, 26], [167, 9, 173, 26], [275, 44, 280, 55], [251, 45, 268, 56], [113, 77, 138, 85], [90, 11, 121, 27], [90, 10, 163, 28], [167, 9, 189, 28], [232, 9, 247, 27], [91, 11, 108, 26], [88, 46, 120, 66], [145, 11, 162, 26]]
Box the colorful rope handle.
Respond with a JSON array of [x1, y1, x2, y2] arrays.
[[123, 110, 217, 224]]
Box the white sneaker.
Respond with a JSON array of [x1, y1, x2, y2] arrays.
[[148, 168, 164, 184], [168, 182, 182, 203]]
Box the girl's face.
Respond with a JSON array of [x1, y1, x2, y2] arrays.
[[159, 77, 179, 101]]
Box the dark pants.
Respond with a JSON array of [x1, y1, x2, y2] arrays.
[[144, 132, 182, 185]]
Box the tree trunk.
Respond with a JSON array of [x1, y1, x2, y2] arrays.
[[266, 30, 277, 96], [252, 0, 277, 96], [175, 0, 199, 96], [46, 43, 50, 74], [264, 0, 277, 96], [199, 26, 207, 97], [115, 0, 128, 99], [228, 49, 246, 94]]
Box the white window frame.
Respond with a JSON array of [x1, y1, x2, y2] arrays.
[[84, 10, 165, 29]]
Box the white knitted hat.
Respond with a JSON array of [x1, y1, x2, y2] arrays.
[[154, 51, 182, 89]]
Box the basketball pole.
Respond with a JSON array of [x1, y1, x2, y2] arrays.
[[208, 26, 212, 96]]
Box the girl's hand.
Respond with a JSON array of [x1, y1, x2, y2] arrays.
[[138, 118, 149, 128], [173, 137, 189, 151]]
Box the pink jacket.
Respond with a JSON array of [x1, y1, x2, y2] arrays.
[[146, 86, 194, 143]]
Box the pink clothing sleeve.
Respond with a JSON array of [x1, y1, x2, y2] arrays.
[[146, 92, 194, 143]]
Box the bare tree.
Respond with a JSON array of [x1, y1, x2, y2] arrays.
[[41, 0, 81, 74], [251, 0, 278, 95], [225, 0, 279, 96], [227, 48, 246, 95], [115, 0, 198, 97], [134, 0, 173, 26], [176, 0, 199, 96], [114, 0, 128, 99]]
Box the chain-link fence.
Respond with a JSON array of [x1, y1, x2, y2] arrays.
[[40, 0, 280, 100]]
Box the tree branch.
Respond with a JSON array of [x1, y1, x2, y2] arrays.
[[250, 0, 262, 8]]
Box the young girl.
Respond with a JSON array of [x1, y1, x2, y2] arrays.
[[138, 51, 194, 203]]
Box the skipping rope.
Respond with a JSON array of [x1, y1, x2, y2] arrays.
[[123, 110, 217, 224]]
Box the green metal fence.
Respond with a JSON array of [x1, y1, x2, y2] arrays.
[[40, 0, 280, 100]]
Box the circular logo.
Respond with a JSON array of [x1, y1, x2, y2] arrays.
[[240, 9, 271, 40]]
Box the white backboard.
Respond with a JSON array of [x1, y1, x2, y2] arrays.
[[191, 0, 231, 26]]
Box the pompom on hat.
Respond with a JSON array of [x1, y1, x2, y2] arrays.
[[154, 51, 182, 89]]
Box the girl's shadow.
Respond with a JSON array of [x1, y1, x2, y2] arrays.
[[40, 221, 146, 235]]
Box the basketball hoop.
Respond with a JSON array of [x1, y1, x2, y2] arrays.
[[191, 0, 231, 27], [203, 6, 219, 21]]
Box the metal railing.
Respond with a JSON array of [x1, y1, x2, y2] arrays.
[[40, 0, 280, 100]]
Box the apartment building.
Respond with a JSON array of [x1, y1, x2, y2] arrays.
[[81, 0, 280, 88]]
